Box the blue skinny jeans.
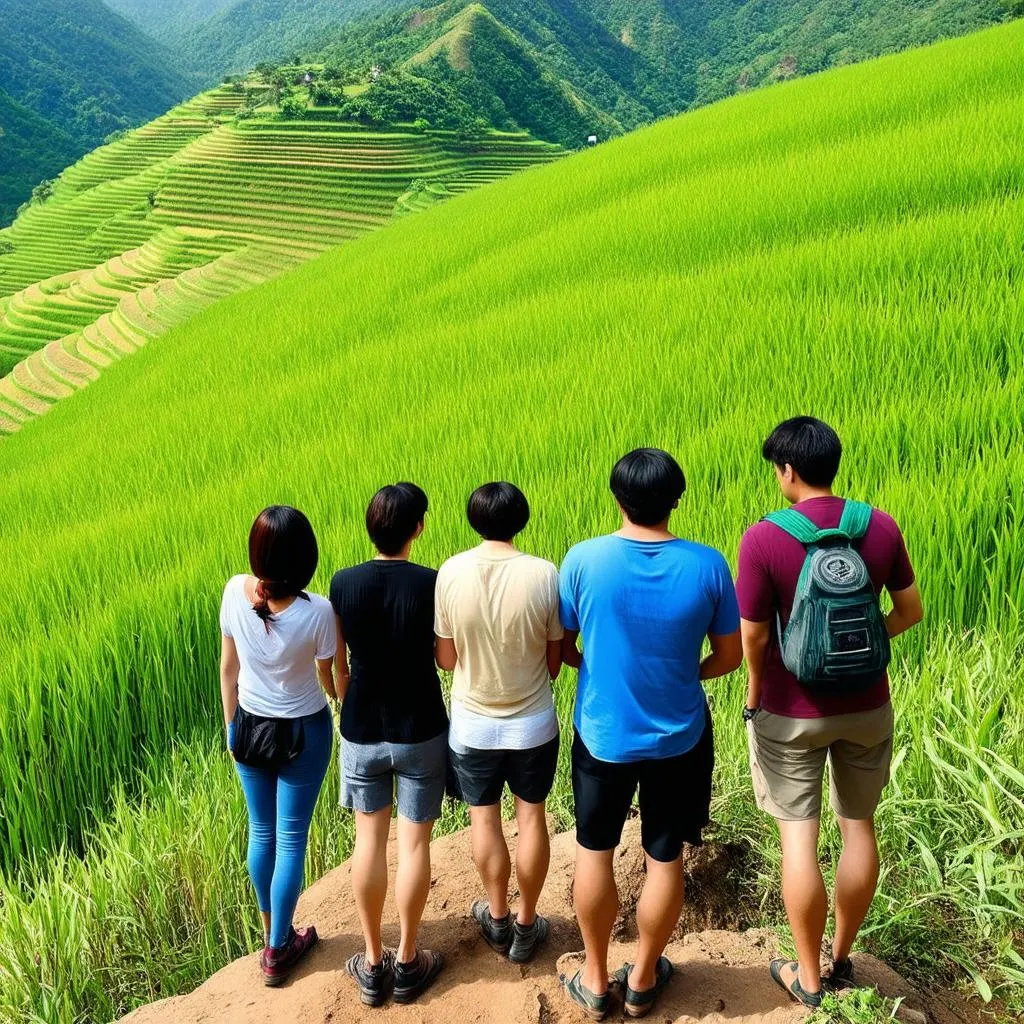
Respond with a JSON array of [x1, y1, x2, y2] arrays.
[[229, 705, 332, 948]]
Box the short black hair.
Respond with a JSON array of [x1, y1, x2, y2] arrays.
[[365, 482, 428, 556], [466, 481, 530, 541], [610, 448, 686, 526], [248, 505, 319, 630], [762, 417, 842, 487]]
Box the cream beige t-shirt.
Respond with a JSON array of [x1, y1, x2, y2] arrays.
[[435, 547, 563, 718]]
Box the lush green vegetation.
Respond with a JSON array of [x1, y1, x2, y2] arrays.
[[154, 0, 1017, 137], [0, 22, 1020, 1023], [166, 0, 409, 76], [0, 82, 561, 428], [0, 93, 79, 226], [105, 0, 237, 37], [0, 0, 195, 225]]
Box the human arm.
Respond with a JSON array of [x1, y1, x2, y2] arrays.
[[332, 613, 349, 701], [547, 639, 563, 680], [220, 634, 240, 727], [735, 530, 774, 711], [699, 629, 742, 681], [740, 618, 771, 709], [316, 656, 337, 701], [560, 629, 582, 669], [433, 566, 458, 671], [557, 553, 582, 669], [546, 567, 564, 680], [886, 582, 923, 638], [699, 554, 742, 682], [312, 600, 338, 701], [435, 635, 458, 672]]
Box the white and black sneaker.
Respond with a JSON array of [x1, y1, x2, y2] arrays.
[[470, 900, 512, 954], [509, 915, 549, 963]]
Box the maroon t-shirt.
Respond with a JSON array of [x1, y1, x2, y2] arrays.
[[736, 496, 915, 718]]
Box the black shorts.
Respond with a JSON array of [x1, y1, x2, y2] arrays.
[[448, 736, 559, 807], [571, 707, 714, 863]]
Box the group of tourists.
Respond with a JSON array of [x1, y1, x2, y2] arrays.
[[219, 416, 923, 1016]]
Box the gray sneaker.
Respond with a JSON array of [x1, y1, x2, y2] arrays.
[[509, 915, 549, 963], [470, 900, 512, 954]]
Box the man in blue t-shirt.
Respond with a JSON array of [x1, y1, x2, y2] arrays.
[[558, 448, 741, 1019]]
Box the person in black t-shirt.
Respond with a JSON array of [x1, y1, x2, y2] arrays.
[[330, 483, 447, 1006]]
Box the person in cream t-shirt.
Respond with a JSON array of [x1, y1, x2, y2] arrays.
[[435, 482, 563, 966]]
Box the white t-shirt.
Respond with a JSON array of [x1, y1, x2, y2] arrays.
[[219, 574, 336, 719]]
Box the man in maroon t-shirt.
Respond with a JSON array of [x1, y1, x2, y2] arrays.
[[737, 417, 922, 1008]]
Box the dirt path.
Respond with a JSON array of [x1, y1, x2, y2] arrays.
[[122, 821, 970, 1024]]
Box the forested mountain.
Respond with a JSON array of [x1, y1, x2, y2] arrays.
[[314, 0, 1015, 143], [104, 0, 237, 37], [0, 0, 193, 225], [168, 0, 411, 75], [2, 0, 1015, 222], [0, 92, 79, 226], [167, 0, 1016, 132]]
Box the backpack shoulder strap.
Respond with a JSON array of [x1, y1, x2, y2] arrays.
[[838, 499, 873, 540], [763, 508, 822, 545], [764, 505, 867, 546]]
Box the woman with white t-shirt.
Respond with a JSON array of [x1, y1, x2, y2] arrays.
[[220, 505, 338, 987]]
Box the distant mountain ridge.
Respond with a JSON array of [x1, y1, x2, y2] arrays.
[[155, 0, 1016, 133], [0, 92, 80, 228], [311, 0, 1016, 146], [104, 0, 237, 37], [0, 0, 193, 224]]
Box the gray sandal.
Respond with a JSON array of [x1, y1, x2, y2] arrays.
[[769, 958, 822, 1009], [560, 969, 609, 1021], [612, 957, 674, 1018]]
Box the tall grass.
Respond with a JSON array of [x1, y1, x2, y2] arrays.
[[0, 19, 1021, 1024], [1, 635, 1020, 1023]]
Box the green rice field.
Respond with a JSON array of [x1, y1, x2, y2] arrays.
[[0, 85, 561, 431], [0, 19, 1021, 1024]]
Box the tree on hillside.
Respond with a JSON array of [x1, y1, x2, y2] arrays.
[[31, 179, 55, 204], [279, 94, 307, 119], [310, 83, 346, 106], [338, 70, 481, 134]]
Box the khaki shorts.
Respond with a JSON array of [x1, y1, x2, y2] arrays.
[[747, 703, 893, 821]]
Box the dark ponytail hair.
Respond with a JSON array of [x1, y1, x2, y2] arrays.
[[247, 505, 319, 631]]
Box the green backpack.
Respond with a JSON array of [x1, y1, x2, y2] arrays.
[[764, 499, 891, 692]]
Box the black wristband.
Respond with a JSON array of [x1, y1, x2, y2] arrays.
[[742, 705, 759, 722]]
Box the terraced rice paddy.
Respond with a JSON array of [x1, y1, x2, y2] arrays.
[[0, 86, 562, 431], [0, 21, 1022, 1024]]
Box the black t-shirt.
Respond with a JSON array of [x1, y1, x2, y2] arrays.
[[329, 559, 448, 745]]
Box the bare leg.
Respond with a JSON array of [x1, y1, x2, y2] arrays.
[[630, 853, 684, 991], [513, 797, 550, 927], [832, 816, 880, 963], [778, 817, 826, 995], [396, 816, 435, 964], [351, 808, 391, 964], [573, 845, 618, 995], [470, 803, 511, 920], [260, 911, 271, 946]]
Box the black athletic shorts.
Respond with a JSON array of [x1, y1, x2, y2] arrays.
[[448, 736, 560, 806], [571, 706, 714, 862]]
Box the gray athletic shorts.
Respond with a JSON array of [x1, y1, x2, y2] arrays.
[[340, 729, 448, 823]]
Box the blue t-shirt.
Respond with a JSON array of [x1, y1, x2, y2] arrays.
[[559, 534, 740, 763]]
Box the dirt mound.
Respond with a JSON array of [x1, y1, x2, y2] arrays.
[[122, 821, 971, 1024]]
